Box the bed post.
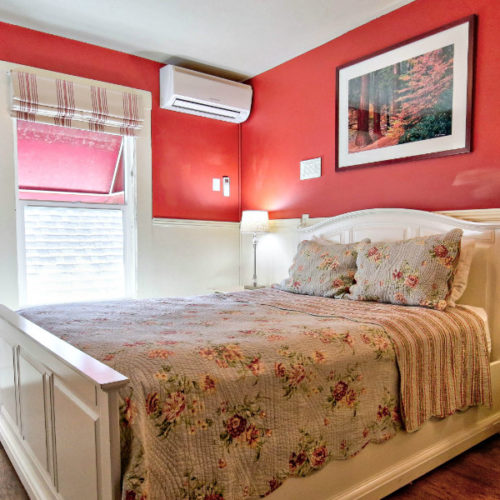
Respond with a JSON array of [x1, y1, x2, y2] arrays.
[[0, 305, 128, 500], [96, 388, 123, 500]]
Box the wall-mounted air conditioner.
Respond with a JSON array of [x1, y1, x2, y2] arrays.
[[159, 65, 252, 123]]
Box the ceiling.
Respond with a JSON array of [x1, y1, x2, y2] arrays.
[[0, 0, 414, 81]]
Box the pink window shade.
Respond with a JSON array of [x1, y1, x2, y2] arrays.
[[10, 70, 144, 136], [17, 120, 124, 204]]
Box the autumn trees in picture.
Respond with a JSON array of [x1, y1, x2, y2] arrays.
[[348, 45, 454, 153]]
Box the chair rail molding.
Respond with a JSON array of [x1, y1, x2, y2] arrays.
[[153, 218, 238, 229]]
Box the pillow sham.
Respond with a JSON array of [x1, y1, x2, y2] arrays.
[[447, 239, 476, 307], [278, 238, 370, 298], [348, 229, 463, 310]]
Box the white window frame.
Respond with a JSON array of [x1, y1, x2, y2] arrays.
[[0, 61, 151, 310], [15, 130, 138, 307]]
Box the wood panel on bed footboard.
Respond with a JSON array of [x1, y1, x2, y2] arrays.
[[0, 305, 128, 500]]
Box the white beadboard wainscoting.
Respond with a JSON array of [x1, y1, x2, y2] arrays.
[[149, 219, 240, 297]]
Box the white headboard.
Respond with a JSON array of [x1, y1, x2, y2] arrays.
[[298, 208, 500, 362]]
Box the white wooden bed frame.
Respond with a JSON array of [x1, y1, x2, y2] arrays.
[[0, 208, 498, 500]]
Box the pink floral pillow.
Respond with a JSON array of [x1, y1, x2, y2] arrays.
[[278, 239, 370, 298], [348, 229, 463, 310]]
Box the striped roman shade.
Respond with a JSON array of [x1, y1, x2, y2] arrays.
[[10, 70, 144, 136]]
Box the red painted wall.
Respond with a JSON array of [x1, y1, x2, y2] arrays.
[[241, 0, 500, 219], [0, 22, 239, 221]]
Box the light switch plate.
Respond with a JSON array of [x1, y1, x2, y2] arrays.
[[300, 157, 322, 180], [212, 178, 221, 191]]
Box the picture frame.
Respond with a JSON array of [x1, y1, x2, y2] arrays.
[[336, 15, 476, 171]]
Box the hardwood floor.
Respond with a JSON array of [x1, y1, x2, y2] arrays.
[[0, 434, 498, 499], [385, 433, 500, 499], [0, 444, 28, 499]]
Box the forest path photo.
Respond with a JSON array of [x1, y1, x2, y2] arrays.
[[348, 45, 454, 153]]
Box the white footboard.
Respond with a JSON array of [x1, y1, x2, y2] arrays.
[[0, 305, 128, 500]]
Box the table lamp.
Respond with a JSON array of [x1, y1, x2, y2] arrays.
[[240, 210, 269, 289]]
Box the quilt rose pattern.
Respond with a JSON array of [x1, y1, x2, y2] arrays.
[[18, 289, 491, 500]]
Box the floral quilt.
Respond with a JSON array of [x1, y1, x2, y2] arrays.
[[18, 289, 491, 500]]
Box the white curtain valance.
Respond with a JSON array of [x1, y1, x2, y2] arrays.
[[10, 70, 144, 136]]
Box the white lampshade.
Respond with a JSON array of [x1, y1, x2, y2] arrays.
[[240, 210, 269, 233]]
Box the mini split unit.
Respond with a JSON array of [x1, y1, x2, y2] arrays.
[[159, 65, 253, 123]]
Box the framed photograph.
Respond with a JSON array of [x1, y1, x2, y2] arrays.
[[336, 15, 476, 171]]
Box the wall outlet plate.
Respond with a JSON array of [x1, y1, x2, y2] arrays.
[[212, 178, 221, 191], [300, 157, 322, 180]]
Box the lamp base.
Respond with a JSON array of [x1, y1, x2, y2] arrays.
[[244, 285, 266, 290]]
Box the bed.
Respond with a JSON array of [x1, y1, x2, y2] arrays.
[[0, 208, 498, 500]]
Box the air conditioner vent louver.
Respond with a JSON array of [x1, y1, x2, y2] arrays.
[[172, 98, 241, 120], [160, 65, 252, 123]]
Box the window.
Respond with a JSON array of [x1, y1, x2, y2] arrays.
[[16, 121, 136, 306]]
